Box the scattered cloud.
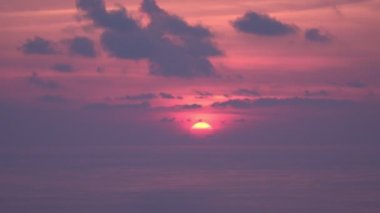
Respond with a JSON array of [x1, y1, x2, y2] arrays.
[[167, 104, 203, 110], [27, 73, 61, 89], [232, 11, 298, 36], [65, 36, 97, 57], [83, 101, 150, 110], [304, 90, 329, 97], [175, 104, 202, 110], [83, 101, 202, 112], [159, 93, 182, 99], [232, 89, 261, 97], [20, 37, 58, 55], [119, 92, 183, 101], [212, 99, 253, 109], [159, 93, 175, 99], [76, 0, 222, 77], [305, 28, 332, 43], [212, 97, 353, 109], [195, 90, 213, 98], [51, 63, 75, 73]]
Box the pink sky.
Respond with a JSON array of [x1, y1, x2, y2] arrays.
[[1, 2, 380, 211], [0, 0, 378, 130]]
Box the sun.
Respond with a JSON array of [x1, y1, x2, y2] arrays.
[[191, 121, 213, 130]]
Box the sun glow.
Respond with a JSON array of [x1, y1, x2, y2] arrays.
[[191, 121, 212, 130]]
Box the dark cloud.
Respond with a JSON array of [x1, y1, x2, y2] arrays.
[[346, 81, 367, 88], [65, 36, 97, 57], [174, 104, 202, 110], [141, 0, 212, 37], [84, 101, 202, 112], [156, 104, 203, 111], [232, 11, 298, 36], [27, 73, 61, 89], [195, 90, 213, 98], [83, 101, 150, 110], [212, 97, 353, 109], [212, 99, 253, 109], [76, 0, 222, 77], [51, 63, 75, 73], [304, 90, 329, 97], [305, 28, 332, 43], [159, 93, 175, 99], [252, 97, 353, 107], [38, 95, 67, 104], [20, 37, 58, 55], [233, 89, 261, 97], [121, 93, 182, 100], [100, 30, 152, 59], [159, 93, 182, 99], [124, 93, 157, 100], [76, 0, 140, 32]]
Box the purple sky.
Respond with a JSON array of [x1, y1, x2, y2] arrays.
[[0, 0, 380, 212]]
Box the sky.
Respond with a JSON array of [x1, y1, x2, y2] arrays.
[[0, 0, 380, 212]]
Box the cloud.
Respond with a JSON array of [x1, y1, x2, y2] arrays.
[[38, 95, 67, 104], [305, 28, 332, 43], [141, 0, 212, 37], [27, 73, 61, 89], [83, 101, 202, 112], [159, 93, 182, 99], [51, 63, 75, 73], [119, 92, 183, 101], [346, 81, 367, 88], [173, 104, 202, 110], [212, 97, 353, 109], [232, 11, 298, 36], [100, 30, 153, 59], [124, 93, 157, 100], [212, 99, 253, 109], [157, 104, 202, 111], [232, 89, 261, 97], [195, 90, 213, 99], [76, 0, 222, 77], [304, 90, 329, 97], [252, 98, 353, 107], [83, 101, 150, 110], [20, 37, 58, 55], [76, 0, 140, 32], [65, 36, 97, 57]]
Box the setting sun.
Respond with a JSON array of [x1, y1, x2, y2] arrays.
[[191, 121, 213, 130]]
